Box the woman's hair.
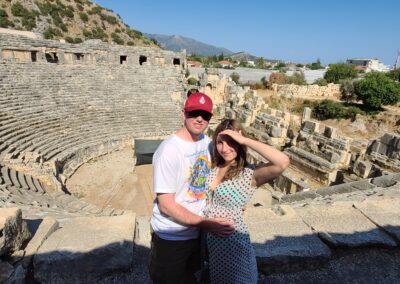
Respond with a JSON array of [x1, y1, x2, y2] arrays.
[[212, 119, 248, 181]]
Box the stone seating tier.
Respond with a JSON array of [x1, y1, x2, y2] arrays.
[[0, 63, 184, 167], [0, 163, 126, 219]]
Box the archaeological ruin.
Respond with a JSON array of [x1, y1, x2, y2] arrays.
[[1, 28, 400, 283]]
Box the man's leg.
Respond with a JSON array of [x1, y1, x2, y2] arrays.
[[149, 233, 200, 284]]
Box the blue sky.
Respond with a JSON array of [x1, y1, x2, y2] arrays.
[[93, 0, 399, 66]]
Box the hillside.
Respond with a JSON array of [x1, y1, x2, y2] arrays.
[[146, 33, 233, 56], [0, 0, 158, 47]]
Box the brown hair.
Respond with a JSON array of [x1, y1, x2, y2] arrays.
[[212, 119, 248, 181]]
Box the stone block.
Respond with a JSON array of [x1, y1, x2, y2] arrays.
[[0, 208, 31, 257], [317, 184, 356, 197], [245, 206, 331, 273], [371, 175, 398, 188], [350, 180, 375, 191], [354, 199, 400, 242], [22, 217, 59, 269], [281, 191, 319, 203], [34, 213, 136, 284], [353, 160, 372, 178], [295, 202, 397, 248], [270, 126, 282, 138], [323, 126, 336, 138]]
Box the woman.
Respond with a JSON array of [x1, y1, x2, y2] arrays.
[[203, 119, 289, 284]]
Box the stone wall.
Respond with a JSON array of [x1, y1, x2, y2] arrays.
[[0, 29, 187, 190], [272, 83, 341, 98]]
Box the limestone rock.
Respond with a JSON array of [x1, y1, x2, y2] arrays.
[[0, 208, 31, 257], [33, 213, 135, 283]]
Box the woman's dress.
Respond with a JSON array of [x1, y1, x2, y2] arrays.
[[203, 166, 258, 284]]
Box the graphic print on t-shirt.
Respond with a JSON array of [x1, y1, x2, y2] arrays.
[[187, 154, 210, 201]]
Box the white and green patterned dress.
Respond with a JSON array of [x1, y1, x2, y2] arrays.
[[203, 165, 258, 284]]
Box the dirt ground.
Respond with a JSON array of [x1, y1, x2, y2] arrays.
[[66, 147, 154, 216]]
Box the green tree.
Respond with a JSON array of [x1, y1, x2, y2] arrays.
[[230, 72, 240, 84], [218, 53, 224, 61], [308, 58, 323, 70], [386, 69, 400, 82], [354, 72, 400, 109], [324, 63, 357, 83], [255, 57, 266, 69], [340, 79, 356, 103]]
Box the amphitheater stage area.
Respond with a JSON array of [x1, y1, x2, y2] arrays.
[[66, 147, 154, 217]]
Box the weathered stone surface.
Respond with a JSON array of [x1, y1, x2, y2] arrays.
[[22, 217, 59, 268], [33, 213, 136, 283], [353, 160, 372, 178], [354, 198, 400, 242], [350, 180, 375, 191], [371, 174, 399, 188], [249, 187, 272, 207], [0, 208, 31, 257], [295, 202, 397, 248], [317, 184, 356, 197], [245, 206, 331, 273], [281, 190, 319, 203]]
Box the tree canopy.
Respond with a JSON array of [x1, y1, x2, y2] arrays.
[[324, 63, 357, 83], [354, 72, 400, 109]]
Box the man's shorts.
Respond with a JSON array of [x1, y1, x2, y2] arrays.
[[149, 232, 201, 284]]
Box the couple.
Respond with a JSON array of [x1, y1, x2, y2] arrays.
[[149, 92, 289, 284]]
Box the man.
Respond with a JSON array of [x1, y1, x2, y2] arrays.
[[149, 92, 234, 284]]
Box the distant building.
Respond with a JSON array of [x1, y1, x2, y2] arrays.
[[217, 60, 233, 68], [187, 60, 203, 68], [247, 60, 255, 67], [346, 58, 390, 72]]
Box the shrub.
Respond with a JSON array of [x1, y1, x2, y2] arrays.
[[0, 9, 13, 28], [354, 72, 400, 110], [88, 6, 102, 15], [73, 37, 83, 43], [76, 3, 84, 11], [313, 78, 328, 86], [268, 72, 287, 86], [126, 41, 134, 46], [79, 12, 88, 22], [286, 71, 307, 85], [386, 69, 400, 82], [126, 28, 142, 39], [340, 79, 356, 103], [111, 32, 124, 45], [100, 13, 117, 24], [43, 27, 61, 39], [230, 72, 240, 84], [313, 100, 348, 120], [312, 100, 365, 120], [11, 2, 38, 30], [307, 59, 323, 70], [324, 63, 357, 83], [187, 77, 199, 86]]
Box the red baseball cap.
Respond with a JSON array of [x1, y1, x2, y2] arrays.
[[184, 92, 213, 113]]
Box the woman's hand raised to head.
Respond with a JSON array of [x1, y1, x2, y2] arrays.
[[218, 129, 248, 145]]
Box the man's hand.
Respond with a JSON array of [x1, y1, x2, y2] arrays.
[[200, 217, 235, 238]]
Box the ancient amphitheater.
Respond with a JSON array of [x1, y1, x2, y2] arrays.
[[1, 28, 399, 283]]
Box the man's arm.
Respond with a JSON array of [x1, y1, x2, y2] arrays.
[[157, 193, 235, 237]]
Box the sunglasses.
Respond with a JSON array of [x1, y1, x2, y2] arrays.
[[186, 110, 212, 121]]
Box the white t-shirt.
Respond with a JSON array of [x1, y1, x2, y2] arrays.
[[150, 133, 212, 240]]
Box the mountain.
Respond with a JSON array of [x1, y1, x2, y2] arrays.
[[145, 33, 234, 56], [229, 51, 280, 63], [0, 0, 157, 47]]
